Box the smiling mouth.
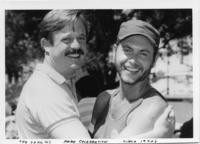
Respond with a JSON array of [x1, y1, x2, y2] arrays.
[[124, 66, 140, 72], [67, 53, 81, 59], [65, 49, 84, 59]]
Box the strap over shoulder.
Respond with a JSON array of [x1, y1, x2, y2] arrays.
[[89, 89, 118, 137]]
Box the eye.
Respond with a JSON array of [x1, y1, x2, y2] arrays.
[[123, 47, 133, 53], [62, 37, 73, 44], [139, 51, 149, 57], [78, 36, 86, 42]]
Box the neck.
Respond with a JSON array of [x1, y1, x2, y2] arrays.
[[119, 78, 151, 102], [44, 57, 75, 80]]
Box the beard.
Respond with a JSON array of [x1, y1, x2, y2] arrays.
[[118, 66, 151, 85]]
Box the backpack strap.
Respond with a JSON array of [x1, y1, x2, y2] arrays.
[[89, 90, 118, 137], [142, 87, 166, 102]]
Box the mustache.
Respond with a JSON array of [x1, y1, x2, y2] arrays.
[[64, 49, 84, 56]]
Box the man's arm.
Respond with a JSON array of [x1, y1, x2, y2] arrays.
[[50, 118, 91, 138], [113, 96, 168, 138], [111, 105, 175, 138], [33, 85, 92, 139], [50, 106, 174, 139]]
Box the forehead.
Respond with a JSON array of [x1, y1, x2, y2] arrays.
[[121, 35, 154, 50], [54, 19, 86, 36]]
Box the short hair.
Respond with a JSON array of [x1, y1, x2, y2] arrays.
[[39, 10, 88, 44]]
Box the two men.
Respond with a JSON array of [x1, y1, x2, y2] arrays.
[[16, 10, 175, 139]]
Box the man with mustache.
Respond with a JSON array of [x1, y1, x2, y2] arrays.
[[16, 10, 174, 139], [90, 19, 175, 138], [16, 10, 89, 139]]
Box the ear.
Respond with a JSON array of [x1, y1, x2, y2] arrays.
[[40, 38, 52, 55], [152, 53, 159, 67], [111, 44, 117, 64]]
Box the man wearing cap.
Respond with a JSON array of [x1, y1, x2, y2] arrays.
[[89, 19, 174, 138]]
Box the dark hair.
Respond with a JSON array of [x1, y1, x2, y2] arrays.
[[39, 10, 88, 44]]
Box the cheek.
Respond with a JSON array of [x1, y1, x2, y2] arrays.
[[52, 43, 68, 57], [82, 44, 87, 53], [141, 60, 154, 72], [115, 51, 127, 67]]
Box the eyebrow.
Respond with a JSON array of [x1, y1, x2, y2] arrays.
[[79, 33, 86, 37], [121, 43, 132, 48], [122, 43, 152, 53], [140, 49, 151, 53], [62, 33, 86, 38], [61, 34, 73, 39]]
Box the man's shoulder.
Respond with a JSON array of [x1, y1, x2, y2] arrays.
[[98, 88, 118, 97], [96, 88, 118, 103], [20, 70, 68, 105], [127, 93, 167, 125], [139, 93, 168, 118], [141, 86, 167, 108], [24, 70, 62, 93], [93, 88, 118, 114], [24, 70, 49, 87], [143, 94, 167, 108]]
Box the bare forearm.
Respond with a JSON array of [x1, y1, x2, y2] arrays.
[[112, 130, 160, 139], [131, 130, 160, 138]]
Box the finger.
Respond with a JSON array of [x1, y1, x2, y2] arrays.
[[168, 110, 176, 125], [160, 105, 173, 120], [111, 129, 119, 138], [168, 110, 175, 122], [168, 109, 175, 118]]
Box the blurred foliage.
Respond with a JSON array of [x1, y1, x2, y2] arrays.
[[5, 9, 192, 101], [6, 10, 48, 82]]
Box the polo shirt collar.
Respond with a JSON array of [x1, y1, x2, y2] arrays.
[[35, 63, 71, 85]]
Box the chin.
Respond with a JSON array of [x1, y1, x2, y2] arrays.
[[70, 64, 81, 70], [120, 74, 137, 85]]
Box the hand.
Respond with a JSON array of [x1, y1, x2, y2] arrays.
[[110, 129, 119, 138], [153, 105, 175, 138]]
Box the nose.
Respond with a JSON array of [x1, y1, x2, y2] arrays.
[[71, 38, 80, 50], [128, 58, 136, 64], [127, 56, 139, 67]]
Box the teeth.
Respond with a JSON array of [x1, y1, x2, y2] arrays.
[[67, 54, 81, 58], [125, 67, 139, 72]]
